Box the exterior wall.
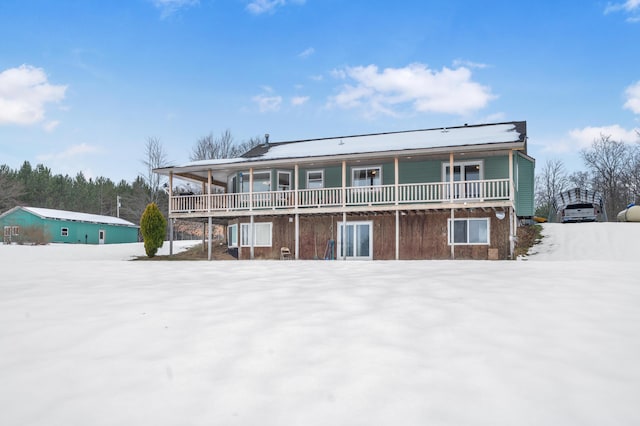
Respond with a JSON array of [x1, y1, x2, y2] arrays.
[[286, 155, 514, 189], [0, 209, 138, 244], [398, 159, 442, 183], [0, 209, 45, 242], [232, 210, 511, 260], [484, 156, 509, 180], [43, 219, 138, 244], [515, 153, 535, 217]]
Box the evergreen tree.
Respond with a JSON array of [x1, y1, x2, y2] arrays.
[[140, 202, 167, 257]]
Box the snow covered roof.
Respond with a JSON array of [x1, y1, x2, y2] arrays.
[[243, 121, 527, 161], [16, 207, 138, 227], [156, 121, 527, 176]]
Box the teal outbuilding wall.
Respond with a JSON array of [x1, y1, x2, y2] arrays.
[[0, 206, 139, 244]]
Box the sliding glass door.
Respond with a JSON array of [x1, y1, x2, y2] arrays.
[[337, 221, 372, 260]]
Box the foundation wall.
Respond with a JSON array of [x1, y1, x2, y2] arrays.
[[234, 210, 512, 260]]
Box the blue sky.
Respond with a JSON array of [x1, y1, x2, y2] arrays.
[[1, 0, 639, 182]]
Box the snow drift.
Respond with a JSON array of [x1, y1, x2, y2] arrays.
[[1, 223, 639, 426]]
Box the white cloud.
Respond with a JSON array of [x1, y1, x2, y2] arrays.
[[291, 96, 309, 106], [569, 125, 639, 148], [327, 63, 495, 117], [604, 0, 640, 21], [253, 93, 282, 112], [0, 65, 67, 126], [43, 120, 60, 132], [246, 0, 305, 15], [452, 59, 489, 69], [37, 143, 100, 162], [623, 81, 640, 114], [152, 0, 199, 18], [298, 47, 315, 58]]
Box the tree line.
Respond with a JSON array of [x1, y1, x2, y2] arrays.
[[0, 131, 263, 227], [536, 132, 640, 221]]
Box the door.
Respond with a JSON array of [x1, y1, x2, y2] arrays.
[[444, 161, 482, 199], [98, 230, 105, 244], [3, 226, 11, 243], [337, 221, 372, 259]]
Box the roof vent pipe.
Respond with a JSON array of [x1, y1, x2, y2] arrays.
[[265, 133, 270, 145]]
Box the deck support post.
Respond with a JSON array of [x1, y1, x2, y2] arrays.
[[342, 211, 347, 260], [169, 218, 174, 256], [295, 214, 300, 260], [208, 217, 212, 261], [169, 172, 174, 256], [395, 156, 400, 260], [449, 153, 455, 260], [207, 169, 212, 261], [294, 164, 299, 260], [341, 161, 347, 260], [395, 210, 400, 260], [509, 151, 515, 259], [249, 168, 254, 260]]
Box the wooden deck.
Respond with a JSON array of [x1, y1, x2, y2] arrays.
[[169, 179, 512, 218]]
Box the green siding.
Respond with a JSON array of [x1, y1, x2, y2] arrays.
[[398, 159, 441, 183], [297, 166, 341, 189], [1, 208, 138, 244], [483, 156, 509, 180], [515, 153, 535, 217], [324, 166, 342, 188]]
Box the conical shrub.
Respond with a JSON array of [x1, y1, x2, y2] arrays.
[[140, 202, 167, 257]]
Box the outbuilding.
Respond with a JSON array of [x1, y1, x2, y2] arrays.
[[1, 206, 139, 244]]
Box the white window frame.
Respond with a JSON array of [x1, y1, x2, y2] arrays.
[[228, 174, 237, 193], [12, 226, 19, 236], [337, 220, 373, 260], [228, 224, 238, 248], [240, 170, 271, 193], [277, 171, 291, 191], [352, 166, 382, 187], [447, 218, 490, 245], [306, 170, 324, 189], [61, 227, 69, 237], [441, 160, 484, 182], [241, 222, 273, 247]]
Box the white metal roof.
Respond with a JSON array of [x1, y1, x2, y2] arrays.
[[21, 207, 138, 227]]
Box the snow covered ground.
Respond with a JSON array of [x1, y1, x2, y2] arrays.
[[1, 223, 639, 426]]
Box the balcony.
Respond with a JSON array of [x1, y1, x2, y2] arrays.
[[169, 179, 511, 216]]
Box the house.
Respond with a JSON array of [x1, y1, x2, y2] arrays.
[[153, 121, 535, 260], [0, 206, 139, 244]]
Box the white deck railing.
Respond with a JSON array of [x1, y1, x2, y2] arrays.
[[170, 179, 510, 213]]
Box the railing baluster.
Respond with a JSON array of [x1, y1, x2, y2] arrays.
[[170, 178, 511, 213]]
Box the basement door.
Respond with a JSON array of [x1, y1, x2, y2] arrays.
[[337, 221, 372, 260]]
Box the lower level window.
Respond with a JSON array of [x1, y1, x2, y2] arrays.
[[241, 222, 272, 247], [61, 227, 69, 237], [448, 218, 489, 245]]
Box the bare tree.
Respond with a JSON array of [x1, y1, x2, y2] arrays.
[[0, 165, 24, 213], [190, 130, 263, 161], [581, 134, 631, 220], [623, 142, 640, 205], [567, 170, 592, 191], [535, 159, 569, 218], [141, 137, 168, 205]]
